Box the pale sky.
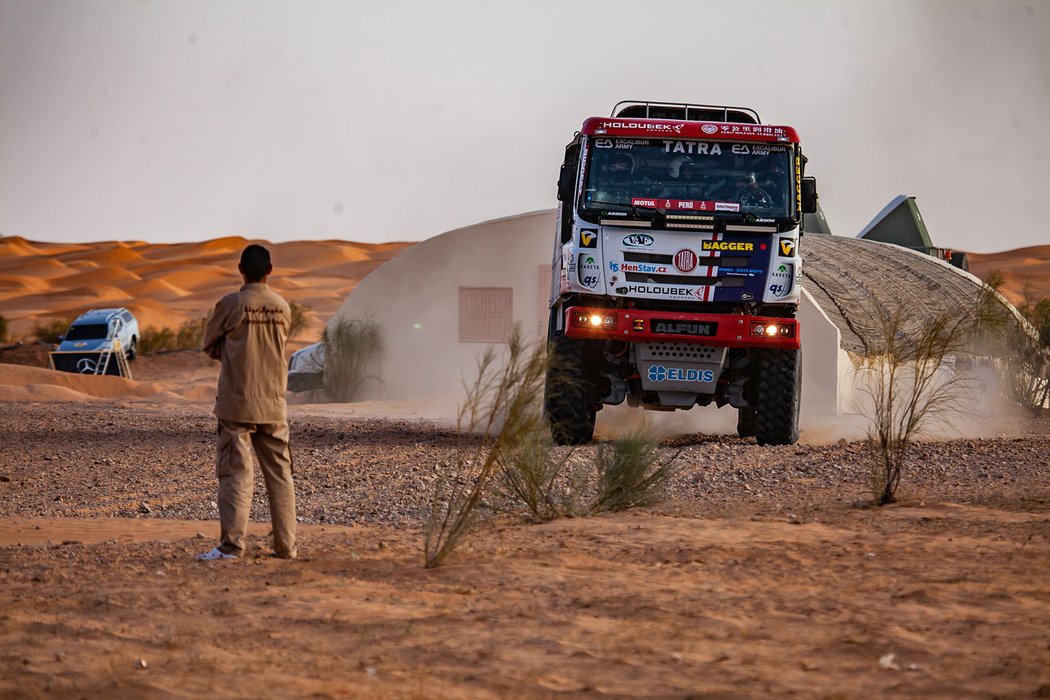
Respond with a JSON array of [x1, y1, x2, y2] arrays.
[[1, 0, 1048, 253]]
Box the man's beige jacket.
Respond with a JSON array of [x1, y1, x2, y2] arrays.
[[202, 283, 291, 424]]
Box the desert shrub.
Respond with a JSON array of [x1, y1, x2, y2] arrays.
[[981, 272, 1050, 413], [137, 317, 208, 356], [493, 427, 584, 522], [593, 430, 680, 513], [176, 317, 206, 350], [33, 318, 69, 344], [0, 314, 7, 344], [137, 326, 176, 356], [425, 327, 547, 568], [321, 318, 383, 402], [425, 330, 682, 566], [858, 305, 978, 505], [287, 300, 311, 340]]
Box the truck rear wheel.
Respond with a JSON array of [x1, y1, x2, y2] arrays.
[[544, 332, 597, 445], [753, 348, 801, 446]]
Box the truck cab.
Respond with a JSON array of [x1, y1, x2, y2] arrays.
[[546, 101, 817, 445]]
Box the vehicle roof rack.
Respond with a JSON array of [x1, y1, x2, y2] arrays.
[[612, 100, 761, 125]]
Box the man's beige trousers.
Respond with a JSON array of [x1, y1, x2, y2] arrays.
[[216, 420, 297, 558]]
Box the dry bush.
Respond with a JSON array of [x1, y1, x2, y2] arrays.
[[858, 306, 978, 505], [981, 272, 1050, 413], [138, 327, 176, 356], [424, 328, 683, 567], [593, 430, 680, 513], [176, 317, 206, 350], [138, 317, 208, 356], [321, 318, 383, 402], [287, 300, 311, 340], [492, 428, 586, 522], [424, 327, 547, 568], [33, 318, 68, 344]]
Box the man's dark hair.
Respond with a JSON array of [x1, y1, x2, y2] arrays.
[[239, 244, 272, 282]]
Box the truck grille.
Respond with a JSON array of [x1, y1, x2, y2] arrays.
[[642, 342, 722, 361]]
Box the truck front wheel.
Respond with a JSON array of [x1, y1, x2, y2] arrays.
[[753, 348, 801, 446], [544, 332, 597, 445]]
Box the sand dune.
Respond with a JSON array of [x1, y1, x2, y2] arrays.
[[125, 278, 191, 300], [0, 257, 74, 278], [54, 266, 142, 288], [0, 235, 415, 342], [1, 232, 1045, 353], [968, 244, 1050, 306]]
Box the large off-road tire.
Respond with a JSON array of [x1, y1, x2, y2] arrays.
[[126, 337, 138, 361], [544, 332, 597, 445], [753, 348, 801, 446]]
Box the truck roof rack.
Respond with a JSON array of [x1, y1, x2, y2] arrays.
[[612, 100, 761, 125]]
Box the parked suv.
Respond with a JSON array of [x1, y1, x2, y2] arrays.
[[57, 308, 140, 360]]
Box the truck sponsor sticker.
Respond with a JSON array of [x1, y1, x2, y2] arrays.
[[631, 197, 724, 212], [718, 266, 764, 277], [651, 320, 717, 336], [674, 249, 698, 273], [768, 263, 794, 298], [713, 124, 789, 137], [647, 365, 715, 383], [714, 202, 740, 212], [779, 237, 796, 256], [609, 262, 669, 274], [626, 284, 693, 297], [597, 121, 685, 134], [578, 255, 601, 289], [622, 233, 654, 248], [597, 138, 652, 149], [662, 141, 722, 155], [581, 230, 598, 248], [702, 240, 754, 252]]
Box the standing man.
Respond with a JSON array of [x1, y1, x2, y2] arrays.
[[198, 244, 297, 561]]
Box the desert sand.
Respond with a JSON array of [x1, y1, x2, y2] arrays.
[[967, 244, 1050, 307], [0, 234, 1048, 698], [0, 235, 413, 348]]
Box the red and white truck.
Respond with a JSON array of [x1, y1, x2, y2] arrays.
[[545, 101, 818, 445]]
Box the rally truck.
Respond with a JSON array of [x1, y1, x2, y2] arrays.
[[545, 101, 818, 445]]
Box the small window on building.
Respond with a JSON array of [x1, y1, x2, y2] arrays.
[[459, 287, 512, 343]]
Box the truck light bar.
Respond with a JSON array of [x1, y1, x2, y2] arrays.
[[601, 219, 651, 227], [564, 306, 800, 350], [724, 224, 777, 233], [666, 214, 714, 221], [667, 223, 715, 230]]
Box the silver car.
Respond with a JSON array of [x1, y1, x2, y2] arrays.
[[57, 307, 140, 360]]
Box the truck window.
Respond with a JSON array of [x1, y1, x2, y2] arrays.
[[580, 138, 793, 219]]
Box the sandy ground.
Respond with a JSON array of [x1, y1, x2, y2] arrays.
[[0, 237, 1048, 697], [0, 388, 1048, 698]]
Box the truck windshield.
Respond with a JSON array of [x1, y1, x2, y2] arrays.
[[579, 138, 794, 219], [64, 323, 110, 340]]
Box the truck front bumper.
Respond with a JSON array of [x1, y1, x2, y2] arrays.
[[562, 306, 800, 351]]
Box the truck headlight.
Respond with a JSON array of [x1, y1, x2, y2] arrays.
[[571, 311, 617, 330]]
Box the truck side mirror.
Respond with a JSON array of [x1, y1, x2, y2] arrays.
[[557, 163, 575, 203], [801, 177, 818, 214]]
